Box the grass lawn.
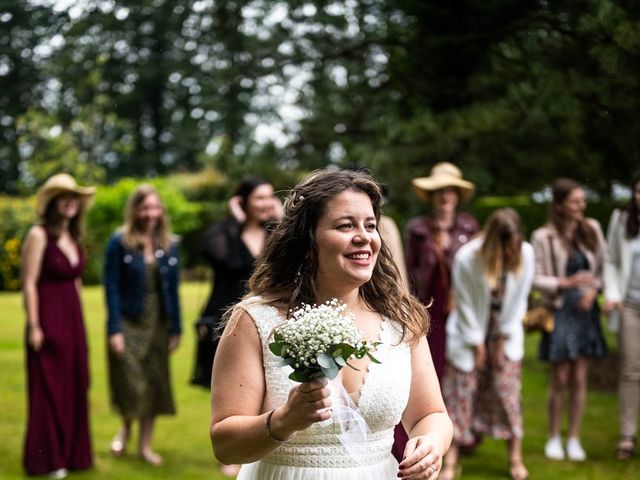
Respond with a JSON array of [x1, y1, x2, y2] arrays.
[[0, 282, 638, 479]]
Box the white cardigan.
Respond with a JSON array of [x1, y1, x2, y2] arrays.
[[446, 237, 535, 373], [604, 209, 639, 303]]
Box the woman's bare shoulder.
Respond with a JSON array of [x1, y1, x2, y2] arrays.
[[23, 225, 47, 251]]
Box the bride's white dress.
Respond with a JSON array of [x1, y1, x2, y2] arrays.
[[236, 300, 412, 480]]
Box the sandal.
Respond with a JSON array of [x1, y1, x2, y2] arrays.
[[616, 436, 636, 460], [110, 429, 129, 457], [139, 449, 164, 466], [509, 460, 529, 480]]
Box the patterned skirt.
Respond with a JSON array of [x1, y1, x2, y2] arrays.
[[443, 309, 523, 445], [442, 359, 523, 445], [108, 263, 176, 418]]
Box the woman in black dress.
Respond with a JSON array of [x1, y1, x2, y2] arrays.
[[191, 176, 280, 476], [191, 177, 281, 389]]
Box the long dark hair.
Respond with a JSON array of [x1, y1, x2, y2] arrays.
[[233, 176, 270, 215], [248, 169, 429, 344], [549, 177, 597, 252], [43, 194, 85, 241], [626, 177, 640, 239]]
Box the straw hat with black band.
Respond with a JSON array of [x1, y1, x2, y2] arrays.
[[412, 162, 475, 204], [36, 173, 96, 219]]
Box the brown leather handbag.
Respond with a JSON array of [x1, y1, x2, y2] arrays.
[[523, 235, 557, 334], [523, 304, 555, 333]]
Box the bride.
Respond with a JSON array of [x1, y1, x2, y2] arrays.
[[210, 169, 452, 479]]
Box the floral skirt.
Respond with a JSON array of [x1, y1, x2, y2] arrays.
[[442, 360, 523, 445]]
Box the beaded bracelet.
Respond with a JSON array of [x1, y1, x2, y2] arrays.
[[264, 409, 294, 443]]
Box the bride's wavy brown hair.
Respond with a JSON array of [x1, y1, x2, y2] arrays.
[[248, 169, 429, 344]]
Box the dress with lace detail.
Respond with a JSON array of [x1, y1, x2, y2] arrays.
[[236, 297, 412, 480]]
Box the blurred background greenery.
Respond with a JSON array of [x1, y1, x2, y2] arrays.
[[2, 1, 639, 195], [2, 4, 640, 477], [2, 0, 640, 291]]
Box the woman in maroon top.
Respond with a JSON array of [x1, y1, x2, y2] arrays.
[[21, 174, 95, 479], [406, 163, 478, 379], [393, 162, 478, 461]]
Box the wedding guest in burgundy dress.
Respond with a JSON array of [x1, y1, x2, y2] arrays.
[[393, 162, 478, 461], [21, 174, 95, 478], [406, 162, 478, 379]]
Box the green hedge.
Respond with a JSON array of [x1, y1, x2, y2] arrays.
[[0, 171, 231, 290], [82, 176, 215, 284], [468, 195, 622, 236], [0, 181, 627, 291], [0, 195, 35, 290]]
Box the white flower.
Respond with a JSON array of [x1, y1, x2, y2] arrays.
[[270, 298, 381, 382]]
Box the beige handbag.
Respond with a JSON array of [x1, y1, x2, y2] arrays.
[[523, 235, 557, 334]]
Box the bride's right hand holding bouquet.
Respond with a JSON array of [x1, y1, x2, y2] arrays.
[[268, 299, 379, 440]]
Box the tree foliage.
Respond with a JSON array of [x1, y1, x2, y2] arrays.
[[270, 0, 640, 211], [0, 0, 638, 204], [0, 0, 54, 193]]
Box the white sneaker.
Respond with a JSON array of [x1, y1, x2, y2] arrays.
[[544, 436, 565, 460], [48, 469, 68, 479], [566, 437, 586, 461]]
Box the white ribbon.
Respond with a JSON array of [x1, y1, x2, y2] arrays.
[[318, 379, 370, 465]]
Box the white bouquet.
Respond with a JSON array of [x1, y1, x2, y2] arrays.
[[269, 299, 380, 383]]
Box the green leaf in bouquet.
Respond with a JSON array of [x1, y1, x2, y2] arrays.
[[289, 370, 311, 382], [366, 351, 382, 364], [321, 365, 339, 379], [330, 343, 355, 359], [269, 342, 283, 356], [317, 352, 335, 369], [276, 357, 294, 368], [334, 356, 347, 367], [269, 342, 289, 357], [288, 365, 324, 383]]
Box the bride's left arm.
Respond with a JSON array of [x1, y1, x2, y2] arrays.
[[399, 336, 453, 478]]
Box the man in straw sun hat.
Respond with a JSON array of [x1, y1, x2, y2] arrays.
[[392, 162, 479, 464], [22, 172, 96, 477]]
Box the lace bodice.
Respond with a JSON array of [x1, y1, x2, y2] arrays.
[[241, 298, 412, 469]]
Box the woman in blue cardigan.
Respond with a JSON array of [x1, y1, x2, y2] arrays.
[[104, 184, 181, 466]]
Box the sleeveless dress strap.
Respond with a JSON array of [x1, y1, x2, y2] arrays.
[[235, 297, 292, 410], [238, 296, 283, 344]]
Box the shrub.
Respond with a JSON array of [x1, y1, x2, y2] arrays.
[[0, 172, 229, 290], [467, 195, 621, 236], [83, 176, 216, 284], [0, 196, 35, 291], [0, 182, 623, 291]]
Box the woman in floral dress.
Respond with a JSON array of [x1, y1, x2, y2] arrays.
[[441, 208, 534, 480]]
